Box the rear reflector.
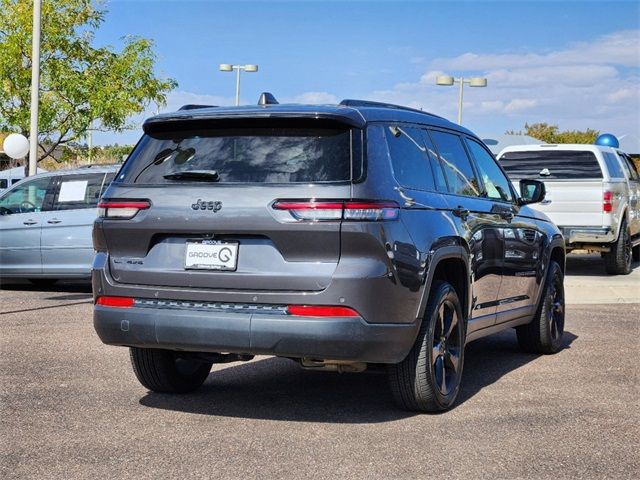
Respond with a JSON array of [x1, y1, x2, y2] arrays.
[[98, 200, 150, 219], [603, 191, 612, 213], [273, 200, 399, 221], [286, 305, 360, 317], [96, 296, 135, 308]]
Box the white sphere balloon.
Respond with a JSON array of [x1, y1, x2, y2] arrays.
[[3, 133, 30, 159]]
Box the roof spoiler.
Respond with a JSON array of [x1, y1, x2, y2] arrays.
[[178, 104, 217, 111]]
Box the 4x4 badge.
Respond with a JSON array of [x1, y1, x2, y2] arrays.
[[191, 199, 222, 212]]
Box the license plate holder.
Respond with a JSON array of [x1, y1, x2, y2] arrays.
[[184, 240, 239, 271]]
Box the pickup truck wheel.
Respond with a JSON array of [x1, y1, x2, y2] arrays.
[[603, 220, 632, 275], [516, 261, 565, 354], [388, 281, 465, 412], [129, 347, 212, 393]]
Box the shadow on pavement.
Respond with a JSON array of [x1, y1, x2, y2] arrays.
[[565, 253, 639, 277], [139, 329, 578, 423], [457, 329, 578, 405], [0, 279, 92, 294]]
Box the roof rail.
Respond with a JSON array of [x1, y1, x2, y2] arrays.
[[178, 104, 217, 111], [339, 99, 443, 118]]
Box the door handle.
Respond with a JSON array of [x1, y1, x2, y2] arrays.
[[452, 206, 470, 220], [47, 219, 62, 224], [23, 220, 38, 225], [540, 199, 552, 205]]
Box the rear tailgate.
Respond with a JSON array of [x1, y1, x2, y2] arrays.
[[96, 118, 359, 292], [527, 180, 603, 227], [499, 149, 604, 227], [99, 184, 349, 291]]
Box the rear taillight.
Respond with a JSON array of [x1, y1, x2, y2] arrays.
[[98, 200, 150, 219], [95, 296, 135, 308], [603, 191, 613, 213], [272, 200, 399, 222], [286, 305, 360, 317]]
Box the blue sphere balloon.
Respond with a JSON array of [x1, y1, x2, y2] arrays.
[[595, 133, 619, 148]]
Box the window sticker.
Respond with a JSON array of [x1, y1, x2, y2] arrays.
[[58, 180, 88, 202]]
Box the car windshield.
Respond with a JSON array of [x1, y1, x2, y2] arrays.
[[116, 124, 354, 185]]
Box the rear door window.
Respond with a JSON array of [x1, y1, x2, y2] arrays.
[[428, 130, 481, 197], [385, 126, 435, 191], [499, 150, 603, 181], [51, 173, 107, 211], [117, 122, 354, 185]]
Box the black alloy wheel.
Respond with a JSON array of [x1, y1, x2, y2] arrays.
[[432, 299, 462, 396], [517, 260, 565, 354], [388, 281, 465, 412]]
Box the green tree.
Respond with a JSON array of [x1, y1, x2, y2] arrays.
[[507, 123, 599, 144], [0, 0, 176, 162]]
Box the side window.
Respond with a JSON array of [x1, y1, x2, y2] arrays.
[[0, 179, 7, 189], [465, 138, 513, 202], [619, 153, 639, 181], [385, 126, 434, 191], [52, 173, 107, 211], [428, 130, 481, 197], [602, 152, 625, 179], [0, 176, 52, 215]]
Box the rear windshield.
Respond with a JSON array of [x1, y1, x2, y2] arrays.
[[499, 150, 603, 180], [116, 124, 354, 185]]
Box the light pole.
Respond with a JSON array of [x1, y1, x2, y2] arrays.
[[436, 75, 487, 125], [28, 0, 42, 176], [219, 64, 258, 106]]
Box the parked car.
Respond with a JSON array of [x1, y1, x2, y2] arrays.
[[92, 95, 565, 412], [498, 144, 640, 274], [0, 165, 119, 284], [0, 166, 47, 193]]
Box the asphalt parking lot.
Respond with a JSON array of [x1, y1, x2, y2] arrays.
[[1, 255, 639, 479]]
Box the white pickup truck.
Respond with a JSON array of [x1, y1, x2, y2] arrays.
[[498, 144, 640, 274]]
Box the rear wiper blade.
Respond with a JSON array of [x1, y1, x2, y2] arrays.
[[163, 170, 220, 182]]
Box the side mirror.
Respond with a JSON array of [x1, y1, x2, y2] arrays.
[[518, 179, 546, 205]]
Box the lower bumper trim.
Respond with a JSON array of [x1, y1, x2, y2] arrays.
[[94, 305, 418, 364]]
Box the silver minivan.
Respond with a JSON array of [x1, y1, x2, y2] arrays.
[[0, 165, 119, 284]]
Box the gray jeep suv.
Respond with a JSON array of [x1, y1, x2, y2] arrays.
[[93, 95, 566, 412]]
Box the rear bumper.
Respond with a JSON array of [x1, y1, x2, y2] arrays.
[[561, 226, 615, 245], [93, 303, 418, 364]]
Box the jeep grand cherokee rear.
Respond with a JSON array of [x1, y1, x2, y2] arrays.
[[93, 98, 565, 412]]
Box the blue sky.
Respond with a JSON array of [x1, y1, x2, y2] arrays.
[[93, 0, 640, 144]]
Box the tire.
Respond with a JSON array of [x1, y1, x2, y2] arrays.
[[603, 219, 632, 275], [28, 278, 58, 287], [388, 281, 465, 412], [129, 347, 212, 393], [516, 261, 565, 354]]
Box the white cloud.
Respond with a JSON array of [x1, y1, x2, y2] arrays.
[[366, 29, 640, 135], [95, 30, 640, 144], [504, 98, 538, 113], [431, 30, 640, 70], [287, 91, 339, 104], [607, 88, 637, 103]]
